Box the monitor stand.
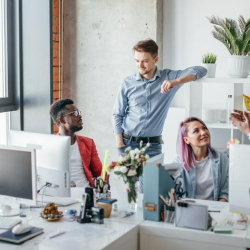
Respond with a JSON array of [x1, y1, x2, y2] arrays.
[[0, 204, 21, 217]]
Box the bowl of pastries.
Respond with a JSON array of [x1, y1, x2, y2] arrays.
[[41, 202, 63, 221]]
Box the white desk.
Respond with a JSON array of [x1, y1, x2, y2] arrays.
[[1, 199, 250, 250], [140, 200, 250, 250], [0, 202, 144, 250]]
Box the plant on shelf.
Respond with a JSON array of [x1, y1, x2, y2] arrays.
[[202, 53, 217, 78], [208, 15, 250, 78], [202, 53, 217, 63], [208, 16, 250, 56]]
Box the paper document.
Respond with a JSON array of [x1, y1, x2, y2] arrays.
[[51, 224, 114, 244]]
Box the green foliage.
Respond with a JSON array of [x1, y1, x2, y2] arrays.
[[208, 15, 250, 55], [202, 53, 217, 63]]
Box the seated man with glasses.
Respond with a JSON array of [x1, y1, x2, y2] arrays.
[[49, 98, 102, 188]]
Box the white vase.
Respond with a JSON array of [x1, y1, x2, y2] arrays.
[[202, 63, 216, 78], [227, 55, 250, 78]]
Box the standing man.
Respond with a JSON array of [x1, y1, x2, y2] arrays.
[[50, 98, 102, 188], [112, 39, 207, 157]]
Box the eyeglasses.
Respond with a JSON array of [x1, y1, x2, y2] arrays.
[[63, 110, 81, 117]]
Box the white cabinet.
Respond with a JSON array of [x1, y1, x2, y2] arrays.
[[186, 77, 250, 150]]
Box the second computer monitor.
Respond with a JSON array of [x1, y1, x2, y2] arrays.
[[0, 145, 36, 216], [8, 130, 71, 197], [229, 144, 250, 214]]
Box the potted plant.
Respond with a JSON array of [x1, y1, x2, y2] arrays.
[[208, 15, 250, 78], [202, 53, 217, 78]]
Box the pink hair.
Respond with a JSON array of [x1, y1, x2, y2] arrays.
[[176, 117, 217, 171]]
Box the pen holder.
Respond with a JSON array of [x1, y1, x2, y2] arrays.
[[96, 202, 112, 218], [164, 205, 175, 224]]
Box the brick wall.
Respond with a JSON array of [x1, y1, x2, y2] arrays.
[[52, 0, 62, 133]]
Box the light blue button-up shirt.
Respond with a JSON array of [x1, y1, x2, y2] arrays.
[[112, 66, 207, 137]]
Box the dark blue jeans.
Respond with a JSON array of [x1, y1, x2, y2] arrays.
[[117, 138, 162, 193]]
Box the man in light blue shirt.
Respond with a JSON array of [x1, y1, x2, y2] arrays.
[[112, 39, 207, 158]]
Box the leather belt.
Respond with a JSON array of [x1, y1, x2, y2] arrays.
[[123, 133, 163, 144]]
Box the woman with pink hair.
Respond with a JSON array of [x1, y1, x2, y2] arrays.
[[174, 117, 228, 201]]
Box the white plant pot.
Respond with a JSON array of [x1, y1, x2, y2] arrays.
[[227, 55, 250, 78], [202, 63, 216, 78]]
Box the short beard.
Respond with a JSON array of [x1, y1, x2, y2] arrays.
[[140, 68, 152, 76], [69, 125, 82, 133]]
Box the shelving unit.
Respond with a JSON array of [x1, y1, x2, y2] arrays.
[[163, 77, 250, 162], [186, 77, 250, 149]]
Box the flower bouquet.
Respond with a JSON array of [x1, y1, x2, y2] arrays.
[[108, 142, 150, 204]]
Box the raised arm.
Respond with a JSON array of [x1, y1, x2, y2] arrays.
[[161, 66, 207, 94]]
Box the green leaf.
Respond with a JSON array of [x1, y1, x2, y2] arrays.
[[208, 15, 250, 55]]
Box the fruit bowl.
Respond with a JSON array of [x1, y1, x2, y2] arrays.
[[41, 202, 63, 222], [41, 212, 63, 221]]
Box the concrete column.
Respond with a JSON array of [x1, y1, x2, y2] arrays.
[[63, 0, 163, 187]]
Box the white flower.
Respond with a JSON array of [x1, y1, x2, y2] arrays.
[[134, 148, 139, 154], [140, 148, 145, 153], [135, 154, 139, 160], [118, 155, 125, 162], [145, 154, 150, 160], [114, 166, 121, 173], [129, 150, 135, 157], [127, 169, 137, 176], [124, 147, 131, 153], [120, 166, 128, 173], [146, 142, 151, 147]]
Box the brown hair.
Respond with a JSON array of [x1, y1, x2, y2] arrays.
[[133, 39, 158, 58]]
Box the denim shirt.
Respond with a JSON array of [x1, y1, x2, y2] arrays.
[[174, 149, 229, 201], [112, 66, 207, 137]]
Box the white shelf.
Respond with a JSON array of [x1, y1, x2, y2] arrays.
[[205, 122, 238, 129], [196, 77, 250, 84]]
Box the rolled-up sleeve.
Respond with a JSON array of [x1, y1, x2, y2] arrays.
[[167, 66, 207, 81], [112, 82, 128, 134]]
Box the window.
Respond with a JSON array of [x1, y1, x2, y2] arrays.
[[0, 0, 19, 113], [0, 112, 7, 144]]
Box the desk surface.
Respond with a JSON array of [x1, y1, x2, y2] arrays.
[[140, 199, 250, 250], [0, 202, 144, 250], [0, 199, 249, 250]]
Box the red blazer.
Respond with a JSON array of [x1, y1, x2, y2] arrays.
[[75, 135, 102, 187]]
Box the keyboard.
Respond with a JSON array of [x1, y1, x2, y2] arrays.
[[0, 217, 21, 229], [37, 195, 78, 206]]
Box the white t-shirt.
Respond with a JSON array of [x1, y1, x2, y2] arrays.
[[70, 141, 90, 188], [194, 156, 214, 200]]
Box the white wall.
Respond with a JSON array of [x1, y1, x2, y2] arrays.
[[162, 0, 250, 162], [63, 0, 163, 190]]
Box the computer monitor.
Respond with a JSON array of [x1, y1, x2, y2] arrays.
[[0, 145, 36, 216], [229, 144, 250, 214], [8, 130, 71, 197]]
